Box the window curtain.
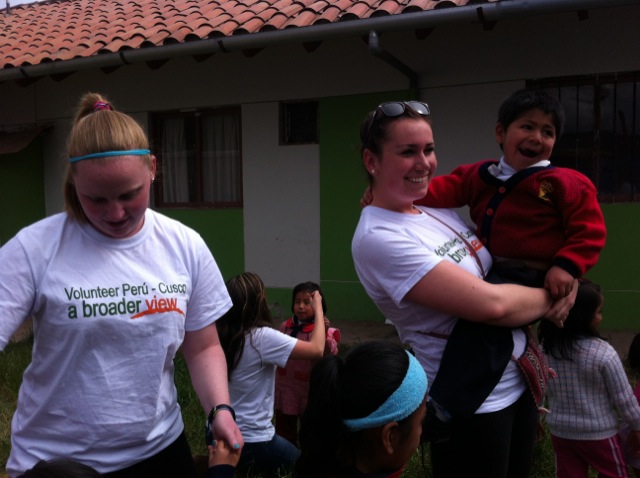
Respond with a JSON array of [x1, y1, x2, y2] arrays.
[[161, 118, 189, 203], [202, 113, 241, 203]]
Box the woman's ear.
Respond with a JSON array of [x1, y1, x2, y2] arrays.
[[363, 149, 377, 175]]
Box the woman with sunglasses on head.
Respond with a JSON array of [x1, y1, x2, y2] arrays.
[[351, 101, 575, 478], [0, 92, 242, 478]]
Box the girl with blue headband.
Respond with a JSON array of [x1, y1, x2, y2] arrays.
[[0, 92, 242, 477], [294, 341, 428, 478]]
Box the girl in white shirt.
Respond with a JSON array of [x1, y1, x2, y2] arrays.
[[216, 272, 326, 478]]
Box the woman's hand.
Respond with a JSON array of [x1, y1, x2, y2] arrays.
[[213, 410, 244, 452], [543, 279, 579, 328]]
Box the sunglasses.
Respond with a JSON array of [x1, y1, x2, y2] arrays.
[[365, 101, 431, 139], [376, 101, 431, 118]]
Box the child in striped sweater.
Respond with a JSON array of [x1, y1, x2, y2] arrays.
[[538, 281, 640, 478]]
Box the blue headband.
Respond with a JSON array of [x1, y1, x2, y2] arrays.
[[342, 351, 427, 432], [68, 149, 151, 164]]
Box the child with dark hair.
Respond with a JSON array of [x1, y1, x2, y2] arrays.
[[422, 88, 606, 295], [620, 333, 640, 477], [411, 89, 605, 423], [538, 281, 640, 478], [294, 341, 428, 478], [216, 273, 327, 478], [274, 281, 340, 446]]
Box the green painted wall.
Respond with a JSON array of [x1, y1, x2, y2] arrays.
[[156, 208, 244, 280], [0, 139, 46, 244], [585, 204, 640, 330]]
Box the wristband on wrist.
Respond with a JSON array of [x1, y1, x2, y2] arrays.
[[207, 404, 236, 425]]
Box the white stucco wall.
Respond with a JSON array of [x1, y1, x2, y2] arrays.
[[242, 102, 321, 285]]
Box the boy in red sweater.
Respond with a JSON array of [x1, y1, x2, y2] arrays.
[[418, 89, 606, 296]]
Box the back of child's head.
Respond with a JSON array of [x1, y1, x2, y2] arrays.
[[538, 280, 604, 360], [18, 459, 102, 478], [217, 272, 273, 379], [291, 281, 327, 316], [497, 89, 565, 139], [628, 333, 640, 372], [295, 341, 426, 478]]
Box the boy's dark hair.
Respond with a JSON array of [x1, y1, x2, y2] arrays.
[[538, 280, 604, 361], [292, 281, 327, 316], [497, 89, 565, 139], [18, 459, 102, 478]]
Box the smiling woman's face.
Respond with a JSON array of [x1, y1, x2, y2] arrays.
[[73, 155, 156, 239], [364, 118, 437, 214]]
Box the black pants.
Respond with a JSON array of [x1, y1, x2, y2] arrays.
[[430, 392, 538, 478], [103, 432, 198, 478]]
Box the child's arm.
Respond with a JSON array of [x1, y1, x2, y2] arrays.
[[602, 351, 640, 442], [288, 292, 326, 360], [551, 172, 606, 280], [419, 165, 474, 208]]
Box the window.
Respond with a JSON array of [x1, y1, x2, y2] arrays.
[[529, 72, 640, 202], [153, 107, 242, 208], [280, 101, 319, 145]]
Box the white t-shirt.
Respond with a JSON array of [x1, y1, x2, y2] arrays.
[[352, 205, 526, 413], [0, 210, 232, 476], [229, 327, 297, 443]]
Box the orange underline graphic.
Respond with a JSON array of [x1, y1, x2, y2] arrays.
[[131, 306, 185, 319]]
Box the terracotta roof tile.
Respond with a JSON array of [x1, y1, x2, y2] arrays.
[[0, 0, 481, 71]]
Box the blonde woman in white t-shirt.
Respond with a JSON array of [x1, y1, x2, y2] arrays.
[[0, 92, 241, 478]]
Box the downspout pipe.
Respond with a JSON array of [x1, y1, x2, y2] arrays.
[[368, 30, 419, 91], [1, 0, 638, 82]]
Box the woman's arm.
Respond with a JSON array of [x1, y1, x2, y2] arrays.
[[288, 292, 326, 360], [405, 260, 573, 327], [182, 323, 244, 450]]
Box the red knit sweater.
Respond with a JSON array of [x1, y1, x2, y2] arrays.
[[418, 160, 606, 278]]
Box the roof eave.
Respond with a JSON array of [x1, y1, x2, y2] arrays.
[[0, 0, 636, 83]]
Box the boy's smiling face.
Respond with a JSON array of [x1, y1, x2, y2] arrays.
[[495, 108, 557, 171]]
